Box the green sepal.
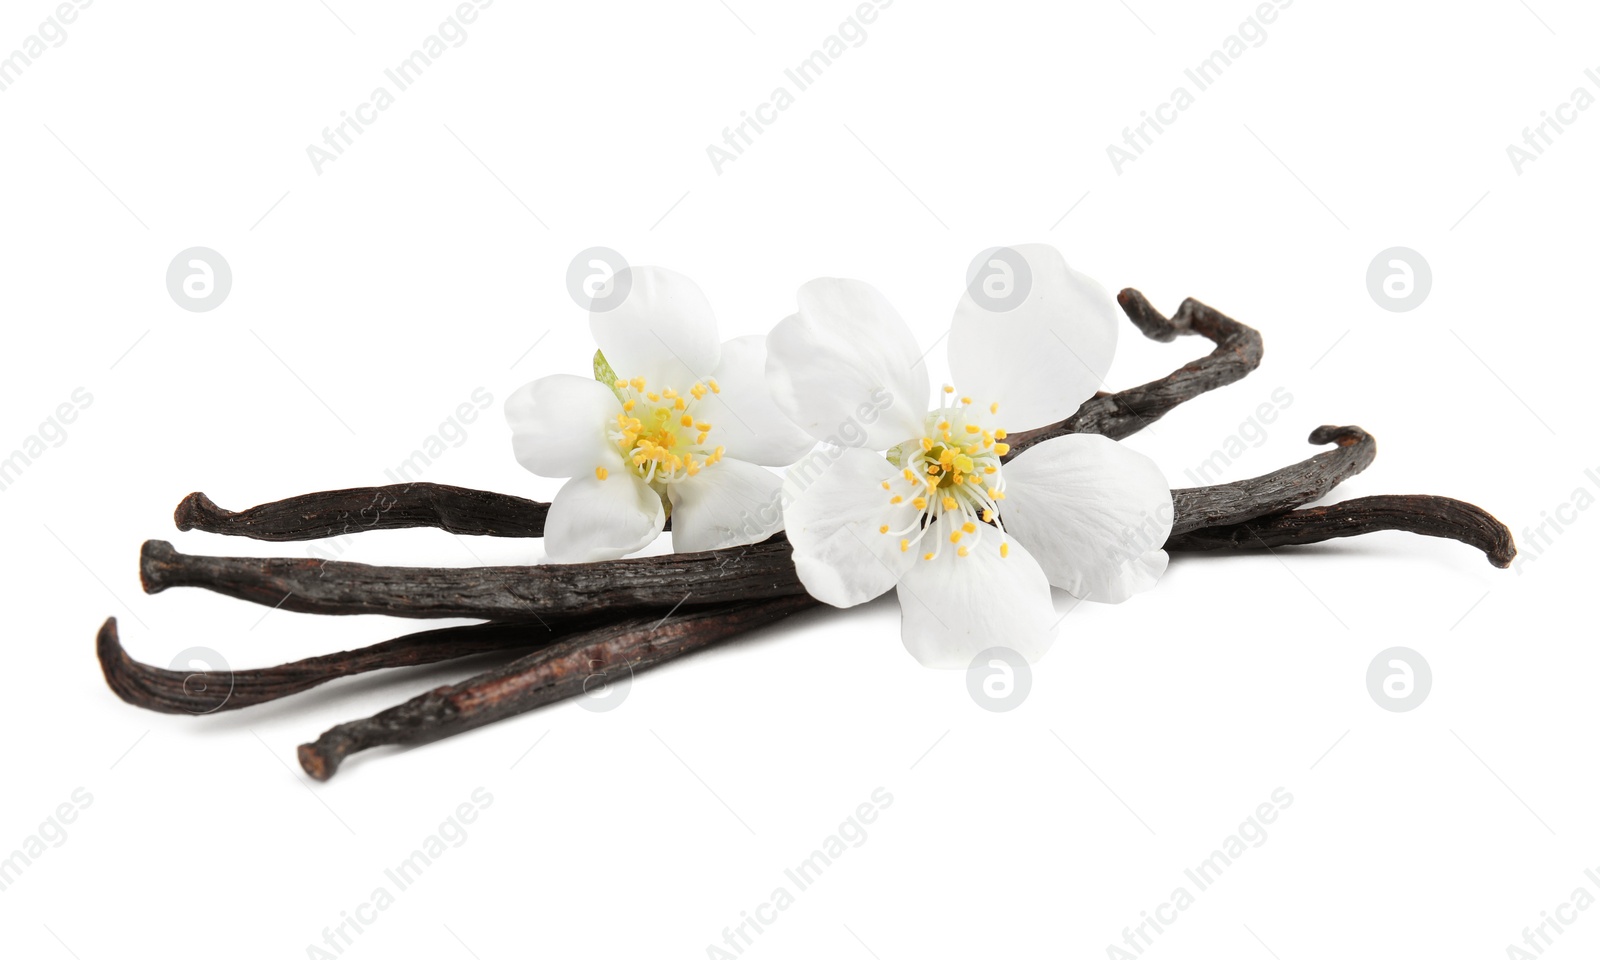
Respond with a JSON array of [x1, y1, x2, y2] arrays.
[[594, 350, 623, 401]]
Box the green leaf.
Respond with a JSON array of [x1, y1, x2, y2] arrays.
[[594, 350, 623, 401]]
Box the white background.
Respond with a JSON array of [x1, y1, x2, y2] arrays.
[[2, 1, 1596, 957]]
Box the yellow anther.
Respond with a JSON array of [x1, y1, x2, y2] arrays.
[[988, 487, 1001, 498], [937, 420, 950, 432], [942, 496, 958, 511], [595, 467, 608, 480], [943, 385, 954, 393], [968, 475, 982, 485], [630, 377, 646, 390], [950, 530, 963, 543], [613, 378, 627, 389], [697, 432, 708, 444], [882, 480, 892, 490], [903, 468, 917, 482], [965, 424, 980, 434], [912, 497, 927, 510], [957, 546, 970, 557], [993, 443, 1010, 456], [960, 396, 972, 405], [708, 378, 721, 393], [926, 464, 941, 475], [954, 454, 973, 473], [690, 383, 707, 399], [982, 509, 994, 522], [1000, 542, 1009, 558], [962, 522, 976, 534], [647, 392, 660, 402], [900, 539, 910, 553], [921, 436, 934, 451], [662, 387, 677, 399], [680, 414, 694, 427], [623, 399, 636, 411], [994, 429, 1007, 439], [985, 466, 997, 474], [695, 421, 711, 432], [890, 495, 903, 504], [879, 525, 889, 534], [990, 402, 999, 414], [674, 397, 687, 411], [924, 552, 935, 561]]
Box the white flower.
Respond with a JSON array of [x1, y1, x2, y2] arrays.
[[766, 245, 1174, 667], [505, 266, 814, 562]]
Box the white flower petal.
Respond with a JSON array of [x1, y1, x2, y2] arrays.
[[766, 278, 930, 449], [693, 335, 816, 467], [543, 471, 665, 563], [948, 244, 1120, 432], [1000, 433, 1174, 602], [591, 266, 722, 389], [782, 447, 919, 608], [895, 513, 1058, 668], [504, 374, 623, 478], [1096, 549, 1170, 603], [667, 457, 785, 554]]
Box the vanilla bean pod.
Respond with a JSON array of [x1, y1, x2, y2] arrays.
[[298, 594, 820, 780], [140, 425, 1399, 621], [1005, 289, 1264, 456], [175, 484, 548, 541], [173, 287, 1252, 546], [139, 536, 802, 620], [1169, 426, 1376, 535], [96, 615, 611, 714], [116, 424, 1382, 717], [1167, 495, 1517, 568], [293, 490, 1514, 779]]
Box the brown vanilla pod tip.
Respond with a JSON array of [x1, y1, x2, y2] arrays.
[[1308, 424, 1369, 447], [140, 540, 181, 594], [173, 491, 223, 532], [95, 617, 141, 707], [298, 740, 345, 782]]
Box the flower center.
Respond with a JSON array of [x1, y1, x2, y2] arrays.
[[599, 375, 725, 486], [882, 387, 1012, 561]]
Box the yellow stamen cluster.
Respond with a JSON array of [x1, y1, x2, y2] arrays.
[[599, 375, 724, 485], [879, 388, 1012, 561]]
